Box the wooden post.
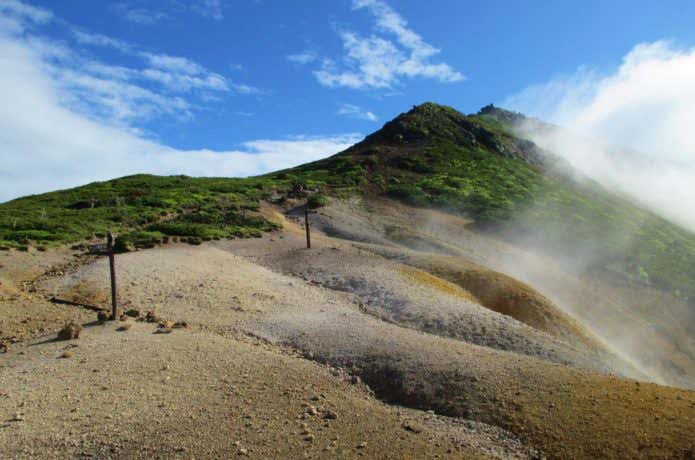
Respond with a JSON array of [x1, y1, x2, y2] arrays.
[[106, 232, 118, 320], [304, 207, 311, 249]]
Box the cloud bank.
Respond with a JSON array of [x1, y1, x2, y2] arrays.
[[0, 1, 359, 202], [505, 41, 695, 231]]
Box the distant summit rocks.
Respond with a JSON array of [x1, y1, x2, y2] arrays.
[[478, 104, 527, 125]]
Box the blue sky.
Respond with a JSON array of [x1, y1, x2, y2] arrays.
[[3, 0, 695, 210]]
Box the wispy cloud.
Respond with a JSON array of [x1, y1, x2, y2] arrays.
[[287, 50, 317, 65], [0, 1, 358, 202], [140, 52, 230, 92], [190, 0, 224, 21], [110, 3, 167, 25], [110, 1, 224, 24], [314, 0, 463, 89], [3, 4, 231, 126], [230, 82, 263, 95], [504, 40, 695, 231], [338, 103, 378, 121], [72, 29, 133, 53], [61, 24, 264, 121]]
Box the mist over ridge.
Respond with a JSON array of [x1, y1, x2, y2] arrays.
[[503, 40, 695, 233]]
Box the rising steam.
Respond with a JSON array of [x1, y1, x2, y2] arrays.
[[504, 40, 695, 232]]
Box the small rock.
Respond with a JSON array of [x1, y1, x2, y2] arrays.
[[124, 308, 141, 318], [156, 320, 174, 334], [57, 322, 82, 341], [145, 310, 159, 323], [97, 311, 110, 324], [403, 421, 423, 433]]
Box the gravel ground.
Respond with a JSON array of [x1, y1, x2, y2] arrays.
[[3, 244, 538, 459], [228, 237, 613, 374], [1, 199, 693, 459]]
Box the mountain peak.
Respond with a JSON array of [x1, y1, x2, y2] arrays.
[[350, 102, 545, 167], [361, 102, 478, 146]]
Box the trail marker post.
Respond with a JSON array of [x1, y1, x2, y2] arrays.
[[304, 207, 317, 249], [88, 232, 118, 320]]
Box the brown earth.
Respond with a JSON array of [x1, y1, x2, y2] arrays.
[[1, 197, 694, 459]]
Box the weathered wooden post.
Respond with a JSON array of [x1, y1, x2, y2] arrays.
[[304, 207, 317, 249], [305, 207, 311, 249], [88, 233, 119, 320], [106, 232, 118, 320]]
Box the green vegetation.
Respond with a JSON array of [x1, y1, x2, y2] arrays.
[[1, 102, 693, 305], [0, 158, 367, 251], [307, 193, 328, 209], [0, 175, 283, 251], [338, 103, 695, 304]]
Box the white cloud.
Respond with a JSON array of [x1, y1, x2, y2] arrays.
[[0, 3, 358, 202], [3, 5, 265, 127], [504, 40, 695, 231], [338, 103, 378, 121], [75, 36, 259, 95], [314, 0, 462, 89], [287, 50, 317, 65]]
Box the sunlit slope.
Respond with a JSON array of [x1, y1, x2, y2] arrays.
[[2, 102, 694, 306], [283, 103, 695, 307]]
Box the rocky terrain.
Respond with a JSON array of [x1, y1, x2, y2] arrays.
[[1, 197, 694, 459]]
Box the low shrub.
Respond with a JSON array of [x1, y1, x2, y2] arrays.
[[307, 193, 328, 209]]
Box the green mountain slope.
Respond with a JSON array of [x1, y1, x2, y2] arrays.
[[279, 103, 695, 305], [1, 102, 694, 305]]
